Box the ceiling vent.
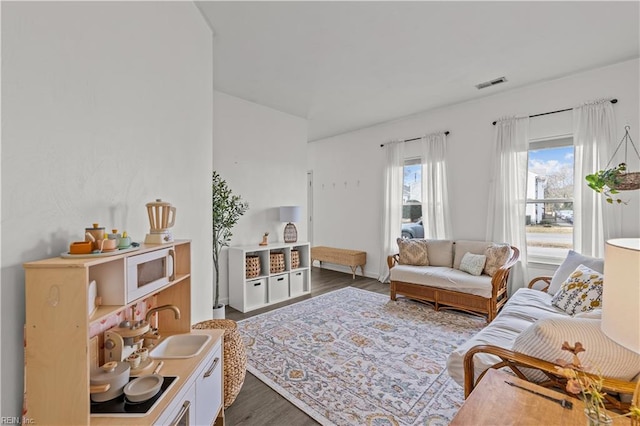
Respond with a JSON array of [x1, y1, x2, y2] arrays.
[[475, 76, 508, 90]]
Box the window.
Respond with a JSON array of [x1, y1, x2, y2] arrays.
[[526, 137, 574, 262], [402, 158, 423, 238]]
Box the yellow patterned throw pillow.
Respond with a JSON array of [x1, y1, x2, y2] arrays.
[[551, 264, 604, 315], [396, 238, 429, 266]]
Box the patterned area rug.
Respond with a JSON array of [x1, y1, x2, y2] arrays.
[[237, 287, 485, 426]]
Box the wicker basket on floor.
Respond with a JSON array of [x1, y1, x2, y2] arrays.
[[192, 319, 247, 408]]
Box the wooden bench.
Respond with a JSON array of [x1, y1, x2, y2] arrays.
[[310, 246, 366, 279]]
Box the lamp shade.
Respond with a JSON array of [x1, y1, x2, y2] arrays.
[[601, 238, 640, 354], [279, 206, 301, 223]]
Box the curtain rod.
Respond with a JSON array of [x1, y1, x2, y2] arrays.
[[492, 99, 618, 126], [380, 131, 450, 147]]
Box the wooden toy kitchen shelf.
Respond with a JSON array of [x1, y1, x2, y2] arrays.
[[23, 240, 192, 425]]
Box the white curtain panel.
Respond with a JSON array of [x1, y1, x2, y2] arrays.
[[486, 116, 529, 292], [421, 132, 452, 239], [573, 100, 616, 258], [378, 141, 404, 282]]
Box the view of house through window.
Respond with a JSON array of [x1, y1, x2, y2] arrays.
[[526, 137, 574, 261], [402, 158, 424, 239]]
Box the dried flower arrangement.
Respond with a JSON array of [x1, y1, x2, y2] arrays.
[[555, 341, 640, 426]]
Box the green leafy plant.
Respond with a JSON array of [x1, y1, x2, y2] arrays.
[[585, 163, 628, 204], [212, 171, 248, 310]]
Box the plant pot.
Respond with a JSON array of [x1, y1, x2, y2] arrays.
[[611, 171, 640, 191], [212, 304, 225, 319]]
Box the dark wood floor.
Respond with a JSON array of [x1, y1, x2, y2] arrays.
[[223, 267, 389, 426]]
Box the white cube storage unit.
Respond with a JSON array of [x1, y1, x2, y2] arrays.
[[229, 242, 311, 313]]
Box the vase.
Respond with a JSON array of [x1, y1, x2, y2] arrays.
[[584, 408, 612, 426], [212, 304, 226, 319]]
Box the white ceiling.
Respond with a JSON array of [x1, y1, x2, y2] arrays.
[[197, 1, 640, 141]]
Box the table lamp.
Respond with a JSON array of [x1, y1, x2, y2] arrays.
[[280, 206, 301, 243], [601, 238, 640, 419]]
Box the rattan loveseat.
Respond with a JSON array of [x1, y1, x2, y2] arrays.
[[388, 239, 520, 322]]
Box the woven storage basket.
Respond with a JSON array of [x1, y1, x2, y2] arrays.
[[613, 172, 640, 191], [291, 250, 300, 269], [245, 255, 261, 279], [192, 319, 247, 409], [270, 252, 285, 274]]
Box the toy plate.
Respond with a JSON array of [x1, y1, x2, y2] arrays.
[[61, 246, 140, 258]]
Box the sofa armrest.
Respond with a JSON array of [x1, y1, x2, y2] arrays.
[[462, 344, 637, 412], [528, 276, 552, 293], [489, 245, 520, 295], [387, 254, 399, 269]]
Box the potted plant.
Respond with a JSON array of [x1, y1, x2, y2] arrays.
[[212, 171, 248, 319], [585, 163, 640, 205]]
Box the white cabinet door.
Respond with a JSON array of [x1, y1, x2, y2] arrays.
[[155, 381, 195, 426], [195, 341, 223, 425]]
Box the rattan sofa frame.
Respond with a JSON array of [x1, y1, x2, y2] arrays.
[[388, 245, 520, 323], [463, 344, 639, 414]]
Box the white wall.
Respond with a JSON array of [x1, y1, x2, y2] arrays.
[[212, 91, 308, 306], [308, 59, 640, 279], [1, 2, 213, 417]]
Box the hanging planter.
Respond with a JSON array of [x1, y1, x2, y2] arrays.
[[613, 168, 640, 191], [586, 126, 640, 204]]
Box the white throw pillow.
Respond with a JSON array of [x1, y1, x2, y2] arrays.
[[547, 250, 604, 295], [551, 264, 603, 315], [459, 252, 486, 276], [512, 317, 640, 383]]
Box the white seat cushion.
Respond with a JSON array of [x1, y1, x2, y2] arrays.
[[390, 265, 492, 298], [446, 288, 568, 386]]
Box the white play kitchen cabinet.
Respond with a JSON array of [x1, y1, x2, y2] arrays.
[[228, 242, 311, 312], [23, 241, 225, 425]]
